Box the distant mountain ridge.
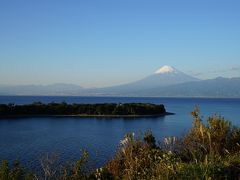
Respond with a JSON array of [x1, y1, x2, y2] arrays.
[[0, 83, 83, 96], [0, 66, 240, 97], [135, 77, 240, 97]]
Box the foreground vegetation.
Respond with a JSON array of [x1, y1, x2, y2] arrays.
[[0, 102, 166, 117], [1, 108, 240, 179]]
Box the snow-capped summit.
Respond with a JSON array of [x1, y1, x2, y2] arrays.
[[155, 65, 178, 74]]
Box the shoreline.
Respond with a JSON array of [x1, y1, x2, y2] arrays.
[[0, 112, 174, 119], [1, 95, 240, 99]]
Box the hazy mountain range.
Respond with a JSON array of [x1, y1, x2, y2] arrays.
[[1, 66, 240, 97]]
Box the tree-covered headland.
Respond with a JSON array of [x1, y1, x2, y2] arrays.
[[0, 102, 166, 117]]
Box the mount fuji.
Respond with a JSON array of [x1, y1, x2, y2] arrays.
[[85, 65, 200, 96], [129, 65, 199, 88]]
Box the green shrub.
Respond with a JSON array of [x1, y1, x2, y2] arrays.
[[0, 160, 34, 180], [0, 160, 9, 180]]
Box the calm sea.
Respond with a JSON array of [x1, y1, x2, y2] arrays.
[[0, 96, 240, 169]]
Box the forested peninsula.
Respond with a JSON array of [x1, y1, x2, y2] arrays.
[[0, 102, 169, 117]]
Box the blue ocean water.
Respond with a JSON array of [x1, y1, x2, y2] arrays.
[[0, 96, 240, 169]]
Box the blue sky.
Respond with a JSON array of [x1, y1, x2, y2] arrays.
[[0, 0, 240, 87]]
